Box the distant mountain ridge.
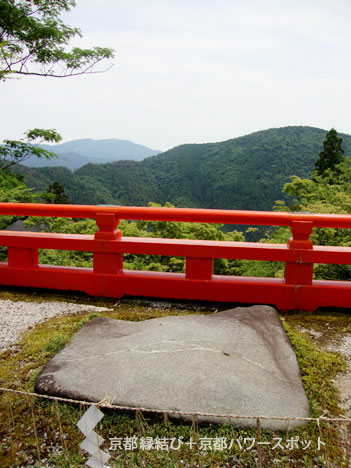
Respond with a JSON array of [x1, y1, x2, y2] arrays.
[[16, 126, 351, 212], [22, 138, 161, 170]]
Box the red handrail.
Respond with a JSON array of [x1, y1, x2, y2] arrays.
[[0, 203, 351, 311], [0, 202, 351, 227]]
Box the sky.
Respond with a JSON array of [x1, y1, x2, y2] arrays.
[[1, 0, 351, 152]]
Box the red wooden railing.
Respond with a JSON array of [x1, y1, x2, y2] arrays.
[[1, 203, 351, 311]]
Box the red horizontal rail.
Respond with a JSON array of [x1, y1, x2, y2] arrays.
[[1, 202, 351, 227], [2, 231, 351, 265], [0, 232, 295, 261], [0, 203, 351, 311]]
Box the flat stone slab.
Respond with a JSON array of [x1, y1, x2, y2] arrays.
[[35, 305, 309, 430]]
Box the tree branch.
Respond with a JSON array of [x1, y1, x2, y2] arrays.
[[10, 64, 114, 78]]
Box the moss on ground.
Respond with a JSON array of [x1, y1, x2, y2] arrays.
[[0, 291, 349, 467], [282, 320, 346, 416]]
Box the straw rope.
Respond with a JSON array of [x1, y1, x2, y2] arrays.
[[1, 386, 351, 423]]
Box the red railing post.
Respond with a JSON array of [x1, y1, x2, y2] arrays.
[[94, 213, 121, 240], [93, 213, 123, 274], [284, 220, 313, 285], [7, 247, 38, 268], [186, 257, 213, 280]]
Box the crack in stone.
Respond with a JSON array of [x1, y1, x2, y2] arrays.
[[56, 339, 294, 384], [131, 346, 224, 354]]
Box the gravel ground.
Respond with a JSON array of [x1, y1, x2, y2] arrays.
[[325, 336, 351, 417], [0, 299, 110, 353]]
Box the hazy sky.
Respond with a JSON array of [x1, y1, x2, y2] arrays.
[[1, 0, 351, 151]]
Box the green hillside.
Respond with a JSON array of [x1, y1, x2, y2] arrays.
[[15, 126, 351, 210]]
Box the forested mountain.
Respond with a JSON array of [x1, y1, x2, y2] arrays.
[[21, 138, 161, 170], [16, 126, 351, 210]]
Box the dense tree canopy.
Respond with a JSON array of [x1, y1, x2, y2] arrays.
[[44, 180, 69, 203], [14, 127, 351, 214], [248, 156, 351, 281], [314, 128, 345, 178]]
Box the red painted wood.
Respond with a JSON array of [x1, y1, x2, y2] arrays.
[[8, 247, 38, 268], [0, 232, 298, 260], [0, 203, 351, 311], [93, 253, 123, 274], [1, 202, 351, 228], [95, 213, 121, 240], [284, 221, 313, 286], [186, 257, 213, 280]]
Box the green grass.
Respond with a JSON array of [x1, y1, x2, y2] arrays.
[[0, 292, 349, 467]]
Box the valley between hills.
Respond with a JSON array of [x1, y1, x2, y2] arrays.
[[16, 126, 351, 213]]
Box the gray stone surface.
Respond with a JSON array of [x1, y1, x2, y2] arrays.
[[35, 305, 310, 430]]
